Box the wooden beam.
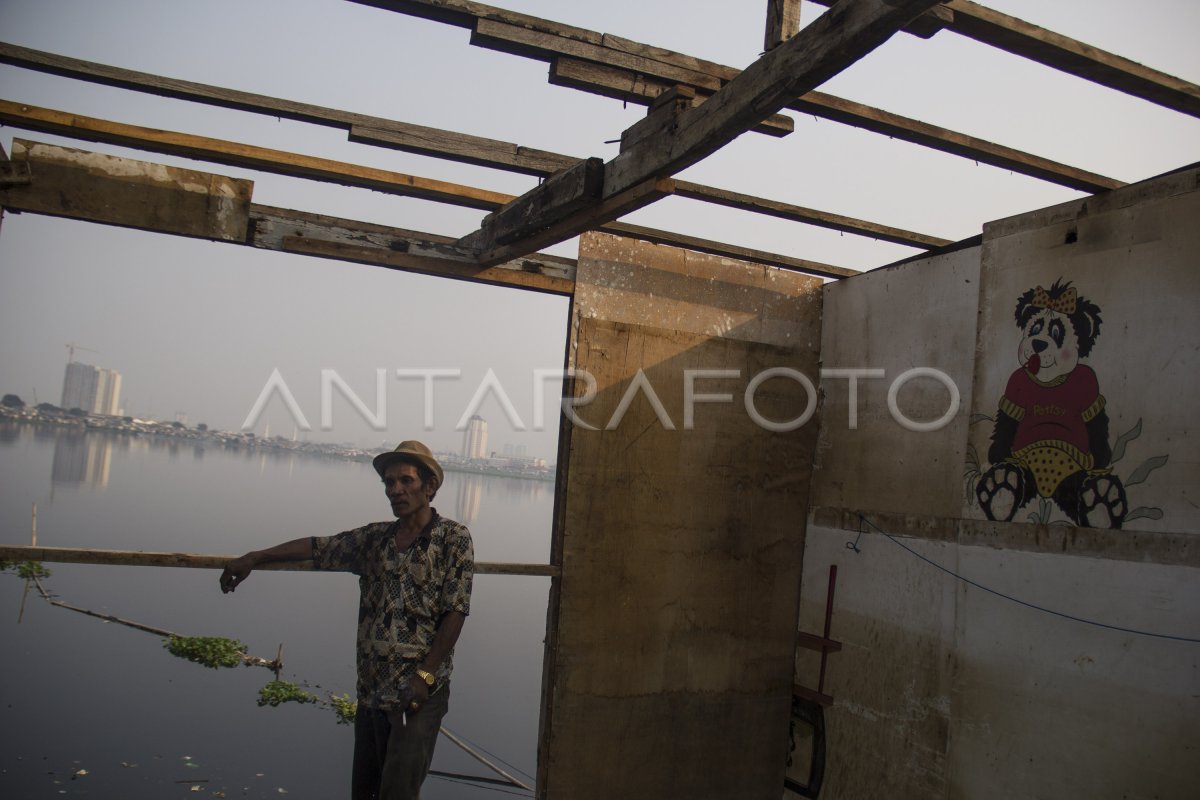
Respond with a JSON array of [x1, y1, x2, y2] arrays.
[[790, 90, 1123, 193], [0, 139, 577, 294], [804, 0, 1200, 118], [459, 157, 604, 253], [0, 40, 954, 247], [349, 122, 579, 177], [366, 3, 1124, 193], [251, 204, 577, 295], [0, 543, 560, 577], [549, 61, 794, 138], [673, 181, 953, 248], [474, 177, 676, 267], [0, 139, 252, 241], [461, 0, 934, 266], [466, 18, 794, 137], [945, 0, 1200, 118], [764, 0, 803, 51], [604, 0, 943, 198], [603, 220, 857, 279], [0, 99, 513, 210], [549, 55, 1119, 194], [0, 104, 865, 279]]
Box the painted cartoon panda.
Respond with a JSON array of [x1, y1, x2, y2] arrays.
[[975, 279, 1127, 528]]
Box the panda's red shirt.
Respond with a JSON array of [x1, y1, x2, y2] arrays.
[[1000, 364, 1105, 455]]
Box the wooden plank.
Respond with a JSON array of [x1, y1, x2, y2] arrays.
[[765, 0, 803, 51], [350, 0, 604, 45], [251, 204, 577, 295], [795, 631, 843, 653], [470, 17, 723, 91], [790, 91, 1123, 193], [459, 157, 604, 253], [604, 220, 858, 279], [0, 103, 860, 278], [0, 41, 367, 129], [1, 139, 251, 241], [604, 0, 944, 198], [0, 99, 513, 210], [0, 544, 559, 576], [462, 0, 935, 266], [805, 0, 1200, 118], [551, 55, 1116, 193], [349, 121, 579, 177], [475, 177, 676, 267], [674, 181, 952, 249], [0, 40, 977, 245], [945, 0, 1200, 117], [373, 6, 1125, 192], [793, 683, 835, 707], [0, 139, 576, 295], [474, 21, 804, 137]]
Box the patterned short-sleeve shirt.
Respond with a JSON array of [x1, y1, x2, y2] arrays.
[[310, 510, 474, 709]]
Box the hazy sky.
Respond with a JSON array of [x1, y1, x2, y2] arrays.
[[0, 0, 1197, 460]]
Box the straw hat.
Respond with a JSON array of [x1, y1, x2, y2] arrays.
[[372, 440, 444, 485]]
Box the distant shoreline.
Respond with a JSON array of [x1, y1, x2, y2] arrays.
[[0, 407, 556, 483]]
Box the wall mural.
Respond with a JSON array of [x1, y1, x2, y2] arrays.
[[966, 279, 1167, 529]]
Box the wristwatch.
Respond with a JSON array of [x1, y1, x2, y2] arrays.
[[416, 668, 436, 688]]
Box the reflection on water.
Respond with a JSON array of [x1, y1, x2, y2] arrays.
[[0, 424, 553, 799], [51, 431, 113, 487], [457, 473, 483, 524]]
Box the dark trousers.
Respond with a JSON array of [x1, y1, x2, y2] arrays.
[[352, 684, 450, 800]]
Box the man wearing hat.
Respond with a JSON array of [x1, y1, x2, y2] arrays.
[[219, 440, 474, 800]]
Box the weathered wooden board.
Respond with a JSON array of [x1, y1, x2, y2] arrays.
[[0, 99, 512, 210], [764, 0, 803, 51], [806, 0, 1200, 118], [251, 205, 577, 295], [1, 139, 252, 241], [0, 544, 559, 576]]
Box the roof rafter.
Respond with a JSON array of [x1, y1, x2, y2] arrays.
[[456, 0, 943, 266], [808, 0, 1200, 118], [353, 0, 1124, 194], [0, 42, 939, 257], [0, 100, 859, 278]]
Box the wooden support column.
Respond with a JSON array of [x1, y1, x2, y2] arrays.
[[541, 232, 824, 799]]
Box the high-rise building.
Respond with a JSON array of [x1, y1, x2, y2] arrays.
[[61, 362, 122, 415], [95, 368, 122, 415], [463, 414, 488, 459]]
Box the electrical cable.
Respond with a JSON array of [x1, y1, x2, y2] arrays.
[[852, 513, 1200, 644]]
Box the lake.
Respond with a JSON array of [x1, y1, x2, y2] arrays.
[[0, 423, 553, 799]]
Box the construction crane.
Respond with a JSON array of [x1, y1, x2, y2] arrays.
[[64, 342, 99, 363]]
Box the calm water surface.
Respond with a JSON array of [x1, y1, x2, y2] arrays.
[[0, 424, 553, 799]]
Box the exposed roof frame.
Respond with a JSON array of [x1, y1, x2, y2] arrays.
[[453, 0, 945, 266], [352, 0, 1125, 193], [0, 41, 940, 263], [0, 99, 858, 279]]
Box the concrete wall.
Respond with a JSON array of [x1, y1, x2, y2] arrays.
[[801, 166, 1200, 799], [540, 233, 823, 800]]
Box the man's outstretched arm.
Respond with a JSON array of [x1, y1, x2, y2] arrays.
[[219, 537, 313, 594]]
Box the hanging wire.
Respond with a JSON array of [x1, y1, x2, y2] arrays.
[[447, 728, 537, 782], [428, 771, 534, 797], [852, 513, 1200, 644]]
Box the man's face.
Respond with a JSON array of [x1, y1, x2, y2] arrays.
[[382, 462, 432, 518]]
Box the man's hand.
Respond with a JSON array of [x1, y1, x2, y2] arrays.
[[220, 553, 257, 593], [403, 677, 431, 714]]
